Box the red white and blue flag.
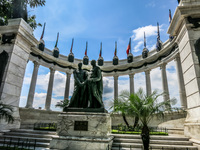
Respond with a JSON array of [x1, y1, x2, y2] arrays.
[[114, 41, 117, 56], [99, 42, 102, 57], [169, 9, 172, 24], [126, 38, 131, 55], [40, 22, 46, 40], [85, 41, 88, 56]]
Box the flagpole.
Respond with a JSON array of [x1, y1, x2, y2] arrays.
[[130, 37, 131, 54], [70, 38, 74, 53], [55, 32, 59, 48], [40, 22, 46, 40], [115, 41, 117, 56], [144, 32, 146, 48], [99, 42, 102, 57]]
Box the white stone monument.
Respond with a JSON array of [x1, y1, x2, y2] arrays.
[[50, 112, 113, 150]]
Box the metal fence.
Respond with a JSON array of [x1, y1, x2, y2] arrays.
[[1, 137, 36, 150], [112, 125, 168, 133], [110, 145, 191, 150]]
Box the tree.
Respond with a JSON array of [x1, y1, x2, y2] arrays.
[[0, 0, 45, 29], [0, 102, 14, 123], [128, 88, 176, 150], [111, 90, 139, 130]]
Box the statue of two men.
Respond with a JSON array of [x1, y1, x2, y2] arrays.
[[68, 60, 104, 109]]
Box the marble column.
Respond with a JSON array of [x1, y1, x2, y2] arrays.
[[114, 75, 118, 100], [45, 68, 55, 110], [64, 73, 71, 100], [129, 74, 135, 94], [160, 63, 171, 107], [145, 70, 151, 96], [175, 56, 187, 109], [26, 61, 40, 108]]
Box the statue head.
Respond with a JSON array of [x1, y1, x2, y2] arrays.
[[78, 63, 82, 70], [91, 60, 96, 67]]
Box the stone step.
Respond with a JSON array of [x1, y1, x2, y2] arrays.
[[0, 139, 50, 148], [112, 143, 198, 150], [111, 134, 189, 141], [3, 132, 57, 139], [114, 138, 193, 145], [167, 128, 184, 135], [0, 135, 51, 143], [10, 129, 56, 135]]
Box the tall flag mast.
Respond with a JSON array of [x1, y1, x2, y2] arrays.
[[40, 22, 46, 40], [114, 41, 117, 56], [99, 42, 102, 57], [85, 41, 88, 56], [70, 38, 74, 53], [55, 32, 59, 48], [144, 32, 146, 48], [169, 9, 174, 41], [169, 9, 172, 24], [156, 22, 162, 51], [126, 38, 131, 55], [157, 22, 160, 41]]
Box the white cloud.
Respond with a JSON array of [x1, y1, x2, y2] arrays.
[[133, 41, 143, 53], [20, 61, 181, 110], [132, 25, 163, 41]]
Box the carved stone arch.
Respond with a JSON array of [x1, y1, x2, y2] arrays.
[[0, 50, 9, 89], [194, 38, 200, 64]]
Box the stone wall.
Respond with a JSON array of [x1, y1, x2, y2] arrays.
[[19, 108, 186, 129]]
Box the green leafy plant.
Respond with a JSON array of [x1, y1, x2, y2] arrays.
[[0, 0, 45, 29], [0, 102, 14, 123], [55, 98, 69, 111], [127, 88, 176, 150]]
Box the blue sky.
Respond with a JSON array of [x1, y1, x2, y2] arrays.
[[20, 0, 180, 111]]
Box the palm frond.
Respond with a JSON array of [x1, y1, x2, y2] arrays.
[[0, 102, 14, 123]]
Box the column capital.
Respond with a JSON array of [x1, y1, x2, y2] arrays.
[[33, 61, 40, 68], [144, 69, 151, 75], [49, 67, 55, 74], [160, 62, 167, 70], [66, 72, 72, 76], [174, 55, 181, 62], [114, 75, 119, 79], [129, 73, 135, 78]]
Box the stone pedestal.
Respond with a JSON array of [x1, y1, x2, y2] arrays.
[[50, 112, 114, 150]]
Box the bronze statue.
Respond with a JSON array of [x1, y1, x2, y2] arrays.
[[66, 60, 105, 112], [88, 60, 104, 108], [68, 63, 88, 108]]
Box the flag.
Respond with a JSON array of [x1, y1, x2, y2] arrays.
[[169, 9, 172, 24], [85, 41, 88, 56], [114, 41, 117, 56], [55, 32, 59, 48], [126, 38, 131, 55], [40, 22, 46, 40], [70, 38, 74, 53], [144, 32, 146, 48], [157, 22, 160, 40], [99, 42, 102, 57]]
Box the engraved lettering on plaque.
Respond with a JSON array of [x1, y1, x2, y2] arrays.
[[74, 121, 88, 131]]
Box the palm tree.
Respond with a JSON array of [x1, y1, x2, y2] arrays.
[[0, 102, 14, 123], [111, 93, 130, 128], [128, 88, 175, 150], [111, 90, 139, 130]]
